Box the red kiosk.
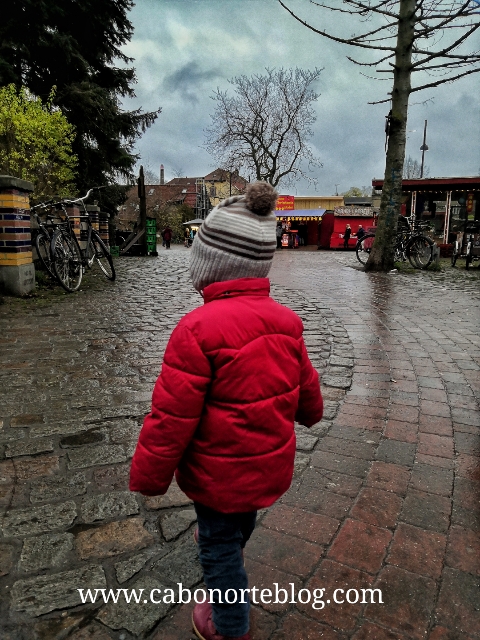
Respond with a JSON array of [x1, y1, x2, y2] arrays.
[[328, 203, 377, 249]]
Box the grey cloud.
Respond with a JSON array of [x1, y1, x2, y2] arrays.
[[127, 0, 479, 192], [163, 62, 221, 104]]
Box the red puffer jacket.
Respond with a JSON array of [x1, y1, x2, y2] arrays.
[[129, 277, 323, 512]]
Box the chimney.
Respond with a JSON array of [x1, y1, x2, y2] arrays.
[[160, 164, 165, 185]]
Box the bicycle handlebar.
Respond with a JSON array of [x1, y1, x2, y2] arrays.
[[63, 185, 107, 205], [30, 200, 53, 211], [64, 188, 95, 205]]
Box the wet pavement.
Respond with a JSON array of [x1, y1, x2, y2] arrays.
[[0, 247, 479, 640]]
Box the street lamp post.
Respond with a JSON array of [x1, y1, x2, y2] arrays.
[[420, 120, 428, 179]]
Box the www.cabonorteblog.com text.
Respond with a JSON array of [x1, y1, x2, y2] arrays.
[[77, 583, 383, 609]]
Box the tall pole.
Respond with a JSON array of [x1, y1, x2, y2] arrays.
[[138, 165, 147, 255], [420, 119, 428, 178]]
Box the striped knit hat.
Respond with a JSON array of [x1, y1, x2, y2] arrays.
[[190, 181, 278, 292]]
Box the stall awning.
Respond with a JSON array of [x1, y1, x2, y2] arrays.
[[183, 218, 205, 226], [275, 209, 325, 218]]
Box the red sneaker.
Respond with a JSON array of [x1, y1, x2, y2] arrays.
[[192, 602, 250, 640]]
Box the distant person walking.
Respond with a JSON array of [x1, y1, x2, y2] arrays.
[[163, 226, 172, 249], [343, 224, 351, 249], [356, 225, 365, 242], [276, 223, 283, 248]]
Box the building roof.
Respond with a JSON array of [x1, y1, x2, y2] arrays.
[[344, 197, 373, 206], [166, 177, 203, 186], [372, 176, 480, 191], [204, 168, 248, 192]]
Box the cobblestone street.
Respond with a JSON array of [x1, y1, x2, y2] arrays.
[[1, 248, 479, 640]]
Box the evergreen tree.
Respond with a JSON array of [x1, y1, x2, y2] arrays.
[[0, 0, 160, 210]]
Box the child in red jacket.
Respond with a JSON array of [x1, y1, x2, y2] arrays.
[[130, 182, 323, 640]]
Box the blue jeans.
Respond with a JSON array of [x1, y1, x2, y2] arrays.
[[194, 502, 257, 637]]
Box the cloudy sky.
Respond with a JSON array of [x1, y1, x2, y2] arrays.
[[123, 0, 480, 195]]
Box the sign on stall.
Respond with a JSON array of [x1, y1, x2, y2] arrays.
[[334, 207, 376, 217], [276, 196, 295, 211]]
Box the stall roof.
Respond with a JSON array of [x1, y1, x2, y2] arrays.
[[372, 176, 480, 191], [344, 197, 373, 206]]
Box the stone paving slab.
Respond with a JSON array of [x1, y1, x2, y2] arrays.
[[0, 248, 479, 639]]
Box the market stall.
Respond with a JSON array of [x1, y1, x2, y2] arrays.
[[329, 206, 376, 249], [275, 209, 325, 247]]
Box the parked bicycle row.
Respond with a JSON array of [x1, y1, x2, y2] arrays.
[[355, 216, 435, 269], [32, 190, 115, 293]]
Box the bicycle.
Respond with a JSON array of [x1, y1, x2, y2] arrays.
[[63, 191, 115, 281], [50, 190, 115, 292], [31, 202, 59, 279], [355, 218, 434, 269]]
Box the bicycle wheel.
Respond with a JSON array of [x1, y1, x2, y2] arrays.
[[35, 232, 56, 278], [394, 243, 404, 263], [91, 233, 116, 280], [85, 239, 96, 269], [51, 229, 83, 292], [407, 235, 434, 269], [465, 244, 472, 269], [355, 234, 375, 265]]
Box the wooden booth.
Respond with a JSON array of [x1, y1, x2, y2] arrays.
[[328, 204, 377, 249], [275, 210, 325, 247], [371, 176, 480, 252]]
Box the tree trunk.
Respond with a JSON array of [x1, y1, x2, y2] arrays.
[[365, 0, 416, 272]]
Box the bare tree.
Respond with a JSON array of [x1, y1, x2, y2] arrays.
[[171, 166, 185, 178], [403, 154, 429, 178], [143, 168, 160, 185], [205, 67, 323, 187], [342, 185, 373, 196], [279, 0, 480, 270]]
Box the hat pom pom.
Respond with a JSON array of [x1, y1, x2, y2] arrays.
[[244, 182, 278, 216]]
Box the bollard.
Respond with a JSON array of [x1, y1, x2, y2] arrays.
[[99, 211, 109, 246], [0, 175, 35, 296], [86, 205, 100, 232], [432, 243, 440, 268], [65, 205, 86, 252]]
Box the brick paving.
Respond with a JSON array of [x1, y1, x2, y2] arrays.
[[0, 248, 479, 639]]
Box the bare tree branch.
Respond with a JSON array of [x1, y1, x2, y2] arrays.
[[347, 53, 395, 66], [368, 96, 393, 104], [343, 0, 400, 18], [412, 23, 480, 65], [411, 65, 480, 91], [277, 0, 396, 50]]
